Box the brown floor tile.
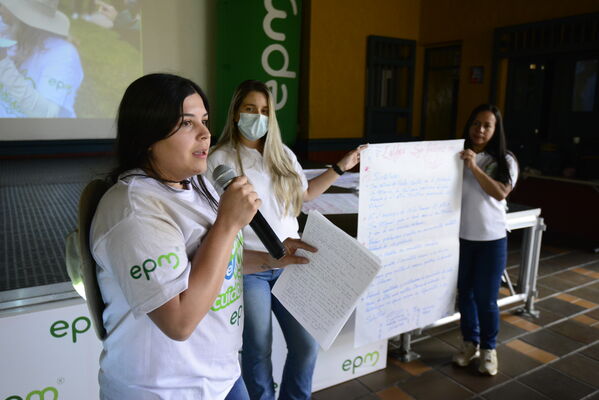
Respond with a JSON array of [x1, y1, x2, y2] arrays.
[[519, 307, 563, 326], [506, 268, 519, 282], [548, 319, 599, 344], [506, 252, 521, 268], [582, 343, 599, 362], [538, 275, 580, 292], [572, 267, 598, 277], [356, 394, 380, 400], [555, 292, 580, 303], [556, 292, 598, 309], [497, 320, 528, 343], [398, 370, 473, 400], [537, 252, 592, 276], [536, 284, 559, 299], [357, 361, 412, 392], [569, 286, 599, 303], [312, 379, 371, 400], [481, 380, 551, 400], [573, 298, 598, 309], [573, 314, 599, 326], [433, 328, 462, 350], [495, 344, 544, 377], [376, 386, 414, 400], [540, 244, 570, 256], [587, 260, 599, 269], [535, 297, 587, 317], [391, 359, 432, 377], [505, 339, 558, 363], [551, 354, 599, 388], [554, 270, 597, 286], [409, 336, 457, 368], [518, 366, 595, 400], [439, 363, 510, 393], [587, 308, 599, 320], [501, 314, 541, 331], [520, 330, 584, 356]]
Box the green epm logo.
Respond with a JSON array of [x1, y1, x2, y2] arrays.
[[50, 316, 91, 343], [5, 386, 58, 400], [130, 252, 180, 281], [342, 351, 380, 374]]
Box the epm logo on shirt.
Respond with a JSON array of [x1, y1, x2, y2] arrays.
[[129, 253, 180, 281]]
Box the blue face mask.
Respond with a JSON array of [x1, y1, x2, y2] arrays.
[[237, 113, 268, 141]]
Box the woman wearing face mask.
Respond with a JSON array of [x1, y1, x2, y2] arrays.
[[207, 80, 365, 400], [453, 104, 518, 376]]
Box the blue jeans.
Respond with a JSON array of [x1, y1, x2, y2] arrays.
[[225, 376, 250, 400], [457, 237, 507, 350], [242, 269, 319, 400]]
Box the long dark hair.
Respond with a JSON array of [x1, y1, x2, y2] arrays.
[[110, 73, 217, 209], [463, 104, 515, 185]]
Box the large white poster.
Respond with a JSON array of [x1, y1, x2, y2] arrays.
[[355, 140, 464, 347]]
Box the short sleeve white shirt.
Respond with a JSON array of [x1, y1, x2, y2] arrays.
[[460, 152, 519, 241], [1, 36, 83, 117], [90, 171, 243, 400], [207, 143, 308, 252]]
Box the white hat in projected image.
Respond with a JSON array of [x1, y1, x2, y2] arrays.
[[0, 0, 69, 37]]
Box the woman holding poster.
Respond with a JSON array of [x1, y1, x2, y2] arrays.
[[208, 79, 364, 399], [454, 104, 519, 376]]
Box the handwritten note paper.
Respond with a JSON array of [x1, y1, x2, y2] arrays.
[[355, 140, 464, 347], [272, 210, 382, 350]]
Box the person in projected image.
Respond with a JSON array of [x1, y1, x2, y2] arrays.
[[0, 0, 83, 118], [208, 80, 365, 400]]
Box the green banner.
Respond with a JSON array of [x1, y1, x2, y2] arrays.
[[215, 0, 302, 144]]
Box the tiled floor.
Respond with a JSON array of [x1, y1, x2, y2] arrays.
[[312, 237, 599, 400]]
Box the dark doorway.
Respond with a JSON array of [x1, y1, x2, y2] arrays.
[[365, 36, 416, 142], [421, 45, 461, 140]]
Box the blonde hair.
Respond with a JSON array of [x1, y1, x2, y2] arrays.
[[213, 80, 304, 216]]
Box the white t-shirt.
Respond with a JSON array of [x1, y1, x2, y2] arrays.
[[207, 143, 308, 252], [0, 36, 83, 117], [90, 171, 244, 400], [460, 152, 519, 241]]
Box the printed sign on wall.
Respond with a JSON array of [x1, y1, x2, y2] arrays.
[[215, 0, 302, 143]]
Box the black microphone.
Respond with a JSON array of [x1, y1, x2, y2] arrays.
[[212, 164, 286, 260]]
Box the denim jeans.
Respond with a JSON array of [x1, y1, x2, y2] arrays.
[[225, 376, 250, 400], [242, 269, 319, 400], [457, 237, 507, 350]]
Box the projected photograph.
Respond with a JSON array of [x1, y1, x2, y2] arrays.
[[0, 0, 142, 119]]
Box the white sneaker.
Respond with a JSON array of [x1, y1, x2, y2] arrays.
[[452, 341, 479, 367], [479, 349, 498, 376]]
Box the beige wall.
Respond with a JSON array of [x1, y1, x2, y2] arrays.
[[306, 0, 422, 140], [142, 0, 216, 101], [420, 0, 599, 137]]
